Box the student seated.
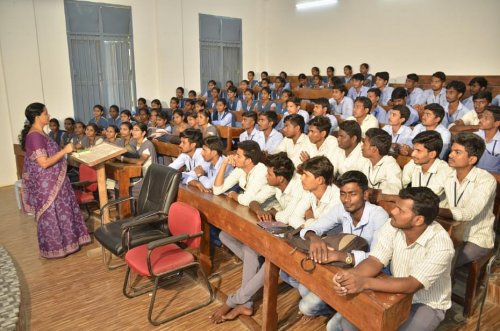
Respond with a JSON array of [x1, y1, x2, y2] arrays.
[[183, 99, 195, 114], [168, 128, 209, 184], [300, 116, 337, 164], [72, 121, 87, 148], [390, 87, 420, 126], [279, 89, 293, 115], [331, 120, 370, 177], [382, 105, 413, 151], [389, 131, 452, 202], [221, 80, 235, 102], [170, 109, 189, 136], [462, 76, 488, 111], [298, 171, 389, 320], [415, 71, 447, 113], [329, 85, 354, 122], [89, 104, 109, 132], [493, 94, 500, 106], [188, 90, 197, 100], [311, 74, 324, 89], [346, 97, 379, 137], [347, 73, 369, 100], [104, 125, 121, 145], [325, 66, 336, 86], [185, 111, 198, 129], [61, 117, 75, 147], [311, 98, 338, 133], [48, 118, 65, 146], [474, 105, 500, 172], [176, 86, 186, 109], [210, 153, 301, 323], [332, 187, 454, 331], [366, 87, 387, 124], [449, 91, 492, 134], [254, 86, 276, 112], [119, 109, 135, 125], [405, 73, 425, 107], [258, 78, 276, 100], [273, 76, 287, 98], [117, 122, 137, 156], [279, 71, 291, 90], [137, 108, 150, 126], [148, 109, 159, 129], [258, 71, 269, 88], [247, 71, 258, 89], [211, 99, 233, 127], [196, 109, 218, 139], [151, 98, 162, 115], [257, 111, 283, 154], [239, 111, 265, 149], [439, 133, 497, 267], [213, 140, 275, 206], [151, 111, 173, 142], [238, 80, 249, 100], [360, 63, 373, 87], [342, 65, 353, 84], [400, 103, 451, 160], [373, 71, 394, 112], [275, 98, 310, 131], [133, 97, 148, 122], [79, 123, 103, 148], [442, 80, 471, 128], [226, 86, 242, 113], [242, 88, 257, 113], [207, 87, 220, 110], [107, 105, 121, 127], [273, 114, 311, 167], [361, 128, 402, 195], [187, 136, 231, 193], [297, 73, 309, 88]]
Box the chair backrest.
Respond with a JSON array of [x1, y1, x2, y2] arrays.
[[168, 202, 202, 249], [136, 163, 181, 215], [79, 164, 98, 192]]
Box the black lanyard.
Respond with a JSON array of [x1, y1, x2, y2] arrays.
[[368, 163, 383, 188], [454, 181, 470, 207], [486, 141, 498, 156], [419, 173, 434, 187], [349, 222, 365, 237]]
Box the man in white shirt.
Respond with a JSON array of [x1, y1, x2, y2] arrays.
[[211, 153, 304, 323], [333, 187, 454, 331], [329, 85, 354, 121], [299, 116, 338, 165], [213, 140, 275, 206], [331, 120, 370, 177], [382, 105, 413, 149], [401, 103, 451, 160], [361, 128, 402, 195], [187, 136, 232, 192], [311, 98, 338, 132], [347, 73, 369, 100], [442, 80, 471, 128], [258, 111, 283, 154], [298, 171, 389, 319], [275, 98, 310, 131], [346, 97, 379, 138], [239, 111, 265, 150], [168, 128, 210, 184], [439, 133, 497, 267], [273, 114, 311, 167], [462, 77, 488, 111], [374, 71, 394, 111], [405, 73, 425, 106], [449, 91, 492, 134]]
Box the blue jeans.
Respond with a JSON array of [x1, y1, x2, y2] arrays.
[[299, 291, 333, 317], [279, 270, 309, 297]]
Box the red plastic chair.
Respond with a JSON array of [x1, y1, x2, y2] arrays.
[[122, 202, 214, 325], [72, 164, 98, 220]]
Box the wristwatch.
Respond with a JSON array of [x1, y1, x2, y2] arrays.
[[345, 252, 353, 265], [120, 156, 124, 162]]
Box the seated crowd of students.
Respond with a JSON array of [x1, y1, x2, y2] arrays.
[[47, 65, 499, 330]]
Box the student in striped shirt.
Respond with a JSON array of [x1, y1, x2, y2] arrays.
[[439, 133, 497, 267], [333, 187, 454, 331]]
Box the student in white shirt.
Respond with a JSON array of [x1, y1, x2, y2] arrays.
[[401, 103, 451, 160], [168, 128, 209, 184], [332, 120, 370, 177], [213, 140, 275, 206], [311, 98, 338, 132], [275, 98, 310, 131], [273, 114, 311, 167], [299, 116, 338, 165], [334, 187, 454, 331], [405, 73, 425, 106], [442, 80, 471, 128], [299, 171, 389, 319], [187, 136, 232, 192], [367, 88, 388, 125], [212, 154, 303, 323], [449, 91, 492, 134], [474, 106, 500, 173], [346, 97, 379, 138], [329, 85, 354, 121], [361, 128, 402, 195], [239, 111, 265, 150], [374, 71, 394, 112], [347, 73, 369, 100], [211, 99, 233, 127], [391, 87, 420, 126], [462, 77, 488, 111], [415, 71, 448, 115], [258, 111, 283, 154], [439, 133, 497, 267], [382, 105, 413, 153]]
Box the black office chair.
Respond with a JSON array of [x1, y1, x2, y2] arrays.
[[94, 163, 181, 269]]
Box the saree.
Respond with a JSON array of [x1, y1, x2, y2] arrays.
[[22, 131, 91, 258]]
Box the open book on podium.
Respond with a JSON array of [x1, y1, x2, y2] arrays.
[[71, 142, 126, 167]]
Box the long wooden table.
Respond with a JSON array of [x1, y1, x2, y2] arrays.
[[177, 185, 413, 331]]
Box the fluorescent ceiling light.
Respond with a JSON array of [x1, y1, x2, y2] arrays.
[[296, 0, 338, 10]]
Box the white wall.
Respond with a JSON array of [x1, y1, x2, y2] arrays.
[[1, 0, 499, 186]]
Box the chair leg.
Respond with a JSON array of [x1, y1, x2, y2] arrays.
[[147, 263, 215, 326], [101, 246, 126, 270]]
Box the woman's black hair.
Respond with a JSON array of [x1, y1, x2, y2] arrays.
[[20, 102, 45, 151]]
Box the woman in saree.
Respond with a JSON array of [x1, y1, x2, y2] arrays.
[[20, 102, 90, 258]]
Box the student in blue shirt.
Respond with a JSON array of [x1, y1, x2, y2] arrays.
[[330, 85, 354, 122], [208, 87, 220, 110], [475, 106, 500, 173], [343, 65, 353, 84], [48, 118, 65, 146], [279, 71, 291, 90], [367, 88, 387, 124], [133, 97, 147, 122], [220, 80, 235, 102], [238, 80, 250, 100], [405, 74, 425, 107], [279, 90, 293, 115], [227, 86, 242, 112], [257, 78, 275, 100], [391, 87, 420, 126], [202, 80, 217, 100], [212, 99, 233, 127], [325, 66, 335, 85], [88, 104, 108, 132], [259, 71, 269, 88], [463, 77, 488, 111], [61, 117, 75, 147], [120, 109, 135, 125], [176, 87, 186, 109], [108, 105, 121, 127], [273, 77, 286, 99], [247, 71, 258, 89], [442, 80, 471, 128], [347, 73, 369, 100], [242, 89, 257, 113], [415, 71, 448, 115], [360, 63, 373, 87], [254, 87, 276, 112], [297, 73, 309, 88], [374, 71, 394, 112]]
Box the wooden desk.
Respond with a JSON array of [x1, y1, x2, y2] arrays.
[[177, 186, 412, 331], [153, 140, 181, 157], [105, 162, 142, 218]]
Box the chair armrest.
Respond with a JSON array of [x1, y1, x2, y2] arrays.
[[147, 231, 203, 250], [100, 196, 137, 225], [71, 180, 96, 188], [120, 211, 168, 230]]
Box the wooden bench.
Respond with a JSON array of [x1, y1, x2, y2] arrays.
[[177, 185, 413, 331], [215, 125, 244, 151], [152, 140, 180, 158]]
